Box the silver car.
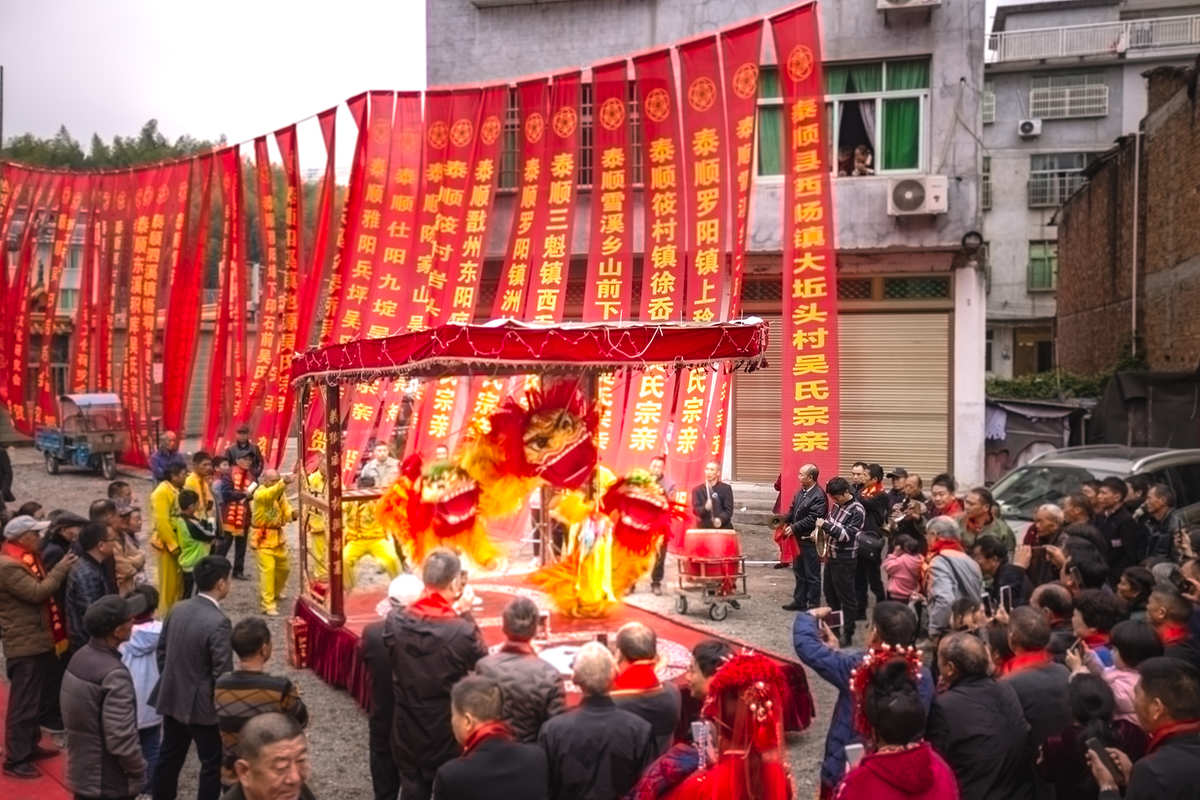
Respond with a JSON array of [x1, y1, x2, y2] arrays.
[[991, 445, 1200, 535]]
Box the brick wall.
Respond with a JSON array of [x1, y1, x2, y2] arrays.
[[1057, 68, 1200, 373]]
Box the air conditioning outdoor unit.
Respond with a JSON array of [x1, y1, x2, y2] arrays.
[[887, 176, 949, 216], [876, 0, 942, 11], [1018, 118, 1043, 138]]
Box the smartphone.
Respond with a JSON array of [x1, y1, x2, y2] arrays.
[[1068, 565, 1082, 587], [595, 632, 609, 648], [1071, 637, 1086, 657], [1085, 737, 1122, 785], [691, 721, 713, 770], [982, 595, 994, 618], [1000, 585, 1013, 612], [536, 610, 551, 640], [826, 610, 844, 629], [844, 743, 865, 768]]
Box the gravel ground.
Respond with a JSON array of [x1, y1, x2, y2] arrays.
[[2, 446, 839, 798]]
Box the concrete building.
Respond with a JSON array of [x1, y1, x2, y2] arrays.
[[427, 0, 988, 485], [982, 0, 1200, 379], [1058, 65, 1200, 373]]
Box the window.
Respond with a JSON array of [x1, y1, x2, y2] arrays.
[[985, 328, 993, 372], [1030, 73, 1108, 119], [982, 155, 992, 210], [1028, 152, 1090, 207], [1028, 240, 1057, 291], [578, 82, 594, 188], [982, 83, 995, 125], [757, 58, 929, 177], [499, 87, 520, 190]]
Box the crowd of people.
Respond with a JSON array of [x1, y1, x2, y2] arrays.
[[780, 461, 1200, 799]]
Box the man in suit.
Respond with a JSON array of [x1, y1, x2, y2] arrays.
[[782, 463, 827, 612], [690, 461, 734, 529], [151, 555, 234, 800], [433, 675, 548, 800]]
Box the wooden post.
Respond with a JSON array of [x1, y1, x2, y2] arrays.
[[296, 382, 309, 601], [324, 382, 345, 624]]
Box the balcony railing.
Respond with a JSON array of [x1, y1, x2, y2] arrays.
[[988, 14, 1200, 63], [1027, 173, 1086, 208]]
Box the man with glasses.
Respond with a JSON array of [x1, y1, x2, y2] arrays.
[[63, 521, 120, 653]]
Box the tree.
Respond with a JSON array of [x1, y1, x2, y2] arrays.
[[0, 119, 224, 169]]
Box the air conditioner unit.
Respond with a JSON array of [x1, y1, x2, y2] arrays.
[[1018, 118, 1043, 138], [887, 176, 949, 216], [876, 0, 942, 11]]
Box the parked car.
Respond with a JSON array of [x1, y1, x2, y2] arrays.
[[991, 445, 1200, 535]]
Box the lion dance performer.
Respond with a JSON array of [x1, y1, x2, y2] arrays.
[[342, 474, 402, 590]]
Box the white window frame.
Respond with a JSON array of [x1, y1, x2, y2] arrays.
[[1029, 74, 1108, 120], [754, 60, 930, 180], [981, 155, 992, 211], [1028, 152, 1089, 208], [982, 83, 995, 125]]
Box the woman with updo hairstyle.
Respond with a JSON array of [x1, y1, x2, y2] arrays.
[[835, 648, 958, 799], [1116, 565, 1154, 621]]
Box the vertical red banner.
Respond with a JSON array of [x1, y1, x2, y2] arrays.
[[35, 175, 89, 427], [204, 151, 239, 450], [522, 71, 580, 323], [583, 60, 633, 324], [492, 79, 549, 319], [405, 90, 452, 330], [771, 3, 840, 502], [240, 136, 282, 431], [720, 20, 763, 319], [318, 93, 369, 347], [69, 177, 100, 393], [0, 165, 31, 406], [225, 156, 249, 443]]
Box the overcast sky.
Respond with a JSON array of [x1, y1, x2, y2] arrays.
[[0, 0, 426, 171]]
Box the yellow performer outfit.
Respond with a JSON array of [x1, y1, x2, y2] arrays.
[[304, 470, 329, 583], [342, 496, 401, 591], [250, 478, 294, 615], [149, 479, 183, 615]]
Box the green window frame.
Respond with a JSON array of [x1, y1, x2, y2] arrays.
[[1028, 241, 1058, 291]]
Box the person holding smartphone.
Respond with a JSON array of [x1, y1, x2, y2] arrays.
[[818, 477, 867, 647]]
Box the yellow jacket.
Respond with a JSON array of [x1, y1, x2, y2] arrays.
[[344, 498, 385, 543], [305, 471, 326, 535], [251, 482, 293, 549], [184, 471, 214, 517], [150, 481, 181, 554]]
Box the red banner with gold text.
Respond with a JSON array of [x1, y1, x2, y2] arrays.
[[583, 61, 633, 325], [69, 177, 100, 393], [240, 136, 282, 431], [771, 3, 840, 502]]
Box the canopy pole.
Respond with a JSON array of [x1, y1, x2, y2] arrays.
[[325, 382, 346, 624]]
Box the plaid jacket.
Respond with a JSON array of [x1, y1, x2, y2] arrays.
[[823, 499, 865, 561]]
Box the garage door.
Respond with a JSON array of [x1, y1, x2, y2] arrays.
[[733, 313, 951, 482]]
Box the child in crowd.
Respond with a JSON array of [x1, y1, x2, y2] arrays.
[[174, 488, 216, 599], [107, 479, 134, 511], [882, 534, 924, 603], [950, 596, 987, 633], [118, 584, 163, 796]]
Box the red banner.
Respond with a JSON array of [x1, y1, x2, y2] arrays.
[[69, 177, 100, 393], [318, 93, 369, 347], [771, 3, 840, 502], [162, 155, 214, 433], [35, 175, 89, 426], [405, 90, 452, 329], [0, 165, 31, 407], [8, 172, 63, 433], [522, 71, 580, 322], [97, 174, 133, 394], [121, 169, 159, 461], [583, 60, 633, 324], [721, 20, 762, 319], [239, 136, 282, 430], [493, 78, 549, 319], [204, 151, 239, 450]]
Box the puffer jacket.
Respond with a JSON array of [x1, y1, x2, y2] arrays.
[[474, 642, 567, 743], [119, 619, 163, 729], [0, 548, 74, 658], [61, 639, 146, 798], [64, 552, 115, 650], [835, 741, 960, 800]]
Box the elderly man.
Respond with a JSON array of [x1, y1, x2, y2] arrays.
[[474, 596, 565, 743], [1003, 607, 1071, 751], [223, 426, 264, 480], [1143, 483, 1185, 559], [249, 470, 296, 616], [924, 515, 984, 641], [1022, 503, 1066, 586], [611, 622, 681, 757], [61, 593, 150, 799], [150, 430, 189, 483], [539, 642, 655, 800], [360, 443, 400, 490], [433, 675, 549, 800], [1031, 582, 1077, 662], [690, 461, 733, 529], [385, 549, 486, 800], [225, 713, 315, 800], [927, 632, 1033, 800], [64, 522, 120, 652], [0, 515, 76, 779], [782, 463, 826, 612]]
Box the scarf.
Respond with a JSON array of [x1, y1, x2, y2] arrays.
[[612, 659, 662, 693], [1082, 632, 1110, 649], [1158, 623, 1190, 647], [928, 539, 964, 558], [860, 482, 884, 499], [1003, 650, 1049, 676], [1146, 719, 1200, 754], [2, 541, 69, 654], [934, 498, 963, 517], [409, 592, 459, 619], [461, 720, 513, 757], [964, 512, 994, 535]]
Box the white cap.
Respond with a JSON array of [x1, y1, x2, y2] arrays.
[[3, 515, 51, 541], [375, 573, 425, 617]]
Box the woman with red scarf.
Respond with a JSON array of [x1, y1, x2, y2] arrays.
[[835, 646, 958, 799], [663, 653, 794, 800]]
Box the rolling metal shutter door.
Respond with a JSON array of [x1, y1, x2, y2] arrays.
[[733, 313, 951, 481]]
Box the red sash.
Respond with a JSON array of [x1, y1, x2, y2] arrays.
[[612, 660, 661, 693], [461, 721, 513, 757], [1147, 719, 1200, 754], [1003, 650, 1049, 676], [1, 541, 69, 654]]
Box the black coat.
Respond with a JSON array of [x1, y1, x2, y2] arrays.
[[223, 440, 264, 479], [785, 484, 827, 541], [612, 681, 681, 757], [359, 621, 393, 750], [690, 482, 733, 529], [538, 695, 655, 800], [1096, 506, 1143, 579], [433, 734, 549, 800], [986, 563, 1034, 609], [927, 675, 1033, 800], [1098, 730, 1200, 800], [1003, 660, 1071, 749], [384, 607, 487, 774]]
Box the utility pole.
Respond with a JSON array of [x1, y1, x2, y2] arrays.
[[0, 65, 5, 149]]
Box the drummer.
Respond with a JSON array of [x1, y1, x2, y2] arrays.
[[690, 461, 733, 529]]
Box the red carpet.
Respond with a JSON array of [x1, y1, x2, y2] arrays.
[[0, 682, 72, 800], [294, 575, 815, 731]]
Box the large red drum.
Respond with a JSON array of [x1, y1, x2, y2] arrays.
[[680, 528, 742, 577]]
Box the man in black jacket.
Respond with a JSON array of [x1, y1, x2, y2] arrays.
[[1091, 657, 1200, 800], [63, 522, 118, 653], [539, 641, 655, 800], [927, 632, 1033, 800], [972, 536, 1034, 610], [611, 622, 680, 757], [1031, 582, 1076, 663], [690, 462, 733, 529], [434, 675, 548, 800], [818, 477, 865, 646], [223, 426, 264, 480], [1095, 476, 1144, 583], [782, 463, 826, 612], [1002, 607, 1071, 750], [385, 549, 486, 800]]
